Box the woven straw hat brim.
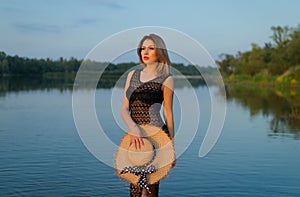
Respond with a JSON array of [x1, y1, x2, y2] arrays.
[[115, 125, 175, 185]]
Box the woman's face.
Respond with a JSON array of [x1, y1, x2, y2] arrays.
[[141, 39, 158, 64]]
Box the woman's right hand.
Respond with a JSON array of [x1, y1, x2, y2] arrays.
[[129, 125, 144, 150]]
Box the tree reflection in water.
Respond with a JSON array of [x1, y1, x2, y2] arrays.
[[225, 84, 300, 139], [2, 76, 299, 139]]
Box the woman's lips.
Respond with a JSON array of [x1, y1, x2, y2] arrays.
[[143, 56, 149, 60]]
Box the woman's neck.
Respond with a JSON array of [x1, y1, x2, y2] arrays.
[[143, 62, 158, 74]]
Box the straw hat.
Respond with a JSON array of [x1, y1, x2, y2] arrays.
[[115, 125, 175, 190]]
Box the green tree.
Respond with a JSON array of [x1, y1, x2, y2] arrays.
[[0, 59, 9, 75], [0, 51, 6, 61], [216, 53, 235, 76], [270, 25, 290, 48], [244, 44, 266, 76], [286, 27, 300, 66]]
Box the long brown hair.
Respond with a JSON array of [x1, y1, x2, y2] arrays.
[[137, 34, 171, 75]]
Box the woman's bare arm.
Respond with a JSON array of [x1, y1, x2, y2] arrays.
[[163, 76, 174, 139], [120, 70, 144, 149]]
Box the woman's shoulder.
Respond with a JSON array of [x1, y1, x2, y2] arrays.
[[126, 69, 139, 82], [163, 74, 173, 82], [162, 72, 173, 80], [162, 72, 173, 86], [128, 69, 140, 76], [127, 70, 135, 78]]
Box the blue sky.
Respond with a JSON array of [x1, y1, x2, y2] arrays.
[[1, 0, 299, 61]]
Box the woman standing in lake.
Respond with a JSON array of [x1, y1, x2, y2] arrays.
[[119, 34, 175, 197]]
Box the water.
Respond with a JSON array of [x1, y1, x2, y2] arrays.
[[0, 77, 300, 196]]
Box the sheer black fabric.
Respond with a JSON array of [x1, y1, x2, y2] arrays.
[[126, 69, 171, 132]]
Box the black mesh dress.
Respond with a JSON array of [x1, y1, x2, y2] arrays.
[[126, 69, 171, 197]]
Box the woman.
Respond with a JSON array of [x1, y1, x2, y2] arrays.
[[120, 34, 174, 197]]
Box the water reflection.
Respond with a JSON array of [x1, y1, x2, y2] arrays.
[[1, 76, 299, 139], [0, 76, 75, 96], [226, 84, 300, 139]]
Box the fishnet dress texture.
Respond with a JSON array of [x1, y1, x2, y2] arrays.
[[126, 69, 171, 197], [126, 69, 171, 133]]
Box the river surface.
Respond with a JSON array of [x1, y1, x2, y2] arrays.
[[0, 77, 299, 196]]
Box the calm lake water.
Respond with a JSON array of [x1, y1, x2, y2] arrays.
[[0, 77, 300, 196]]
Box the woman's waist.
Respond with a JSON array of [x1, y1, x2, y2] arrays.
[[131, 114, 164, 125]]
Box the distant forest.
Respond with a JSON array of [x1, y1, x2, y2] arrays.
[[0, 51, 218, 77]]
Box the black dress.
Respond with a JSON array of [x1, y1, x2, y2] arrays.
[[126, 69, 171, 197]]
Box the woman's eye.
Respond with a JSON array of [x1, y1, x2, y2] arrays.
[[149, 47, 155, 50]]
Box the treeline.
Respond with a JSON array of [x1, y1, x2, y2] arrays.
[[217, 24, 300, 81], [1, 24, 299, 82], [0, 53, 82, 76], [0, 51, 210, 77]]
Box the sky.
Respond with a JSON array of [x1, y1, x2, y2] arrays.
[[1, 0, 299, 62]]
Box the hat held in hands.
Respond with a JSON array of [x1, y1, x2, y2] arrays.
[[114, 125, 175, 191]]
